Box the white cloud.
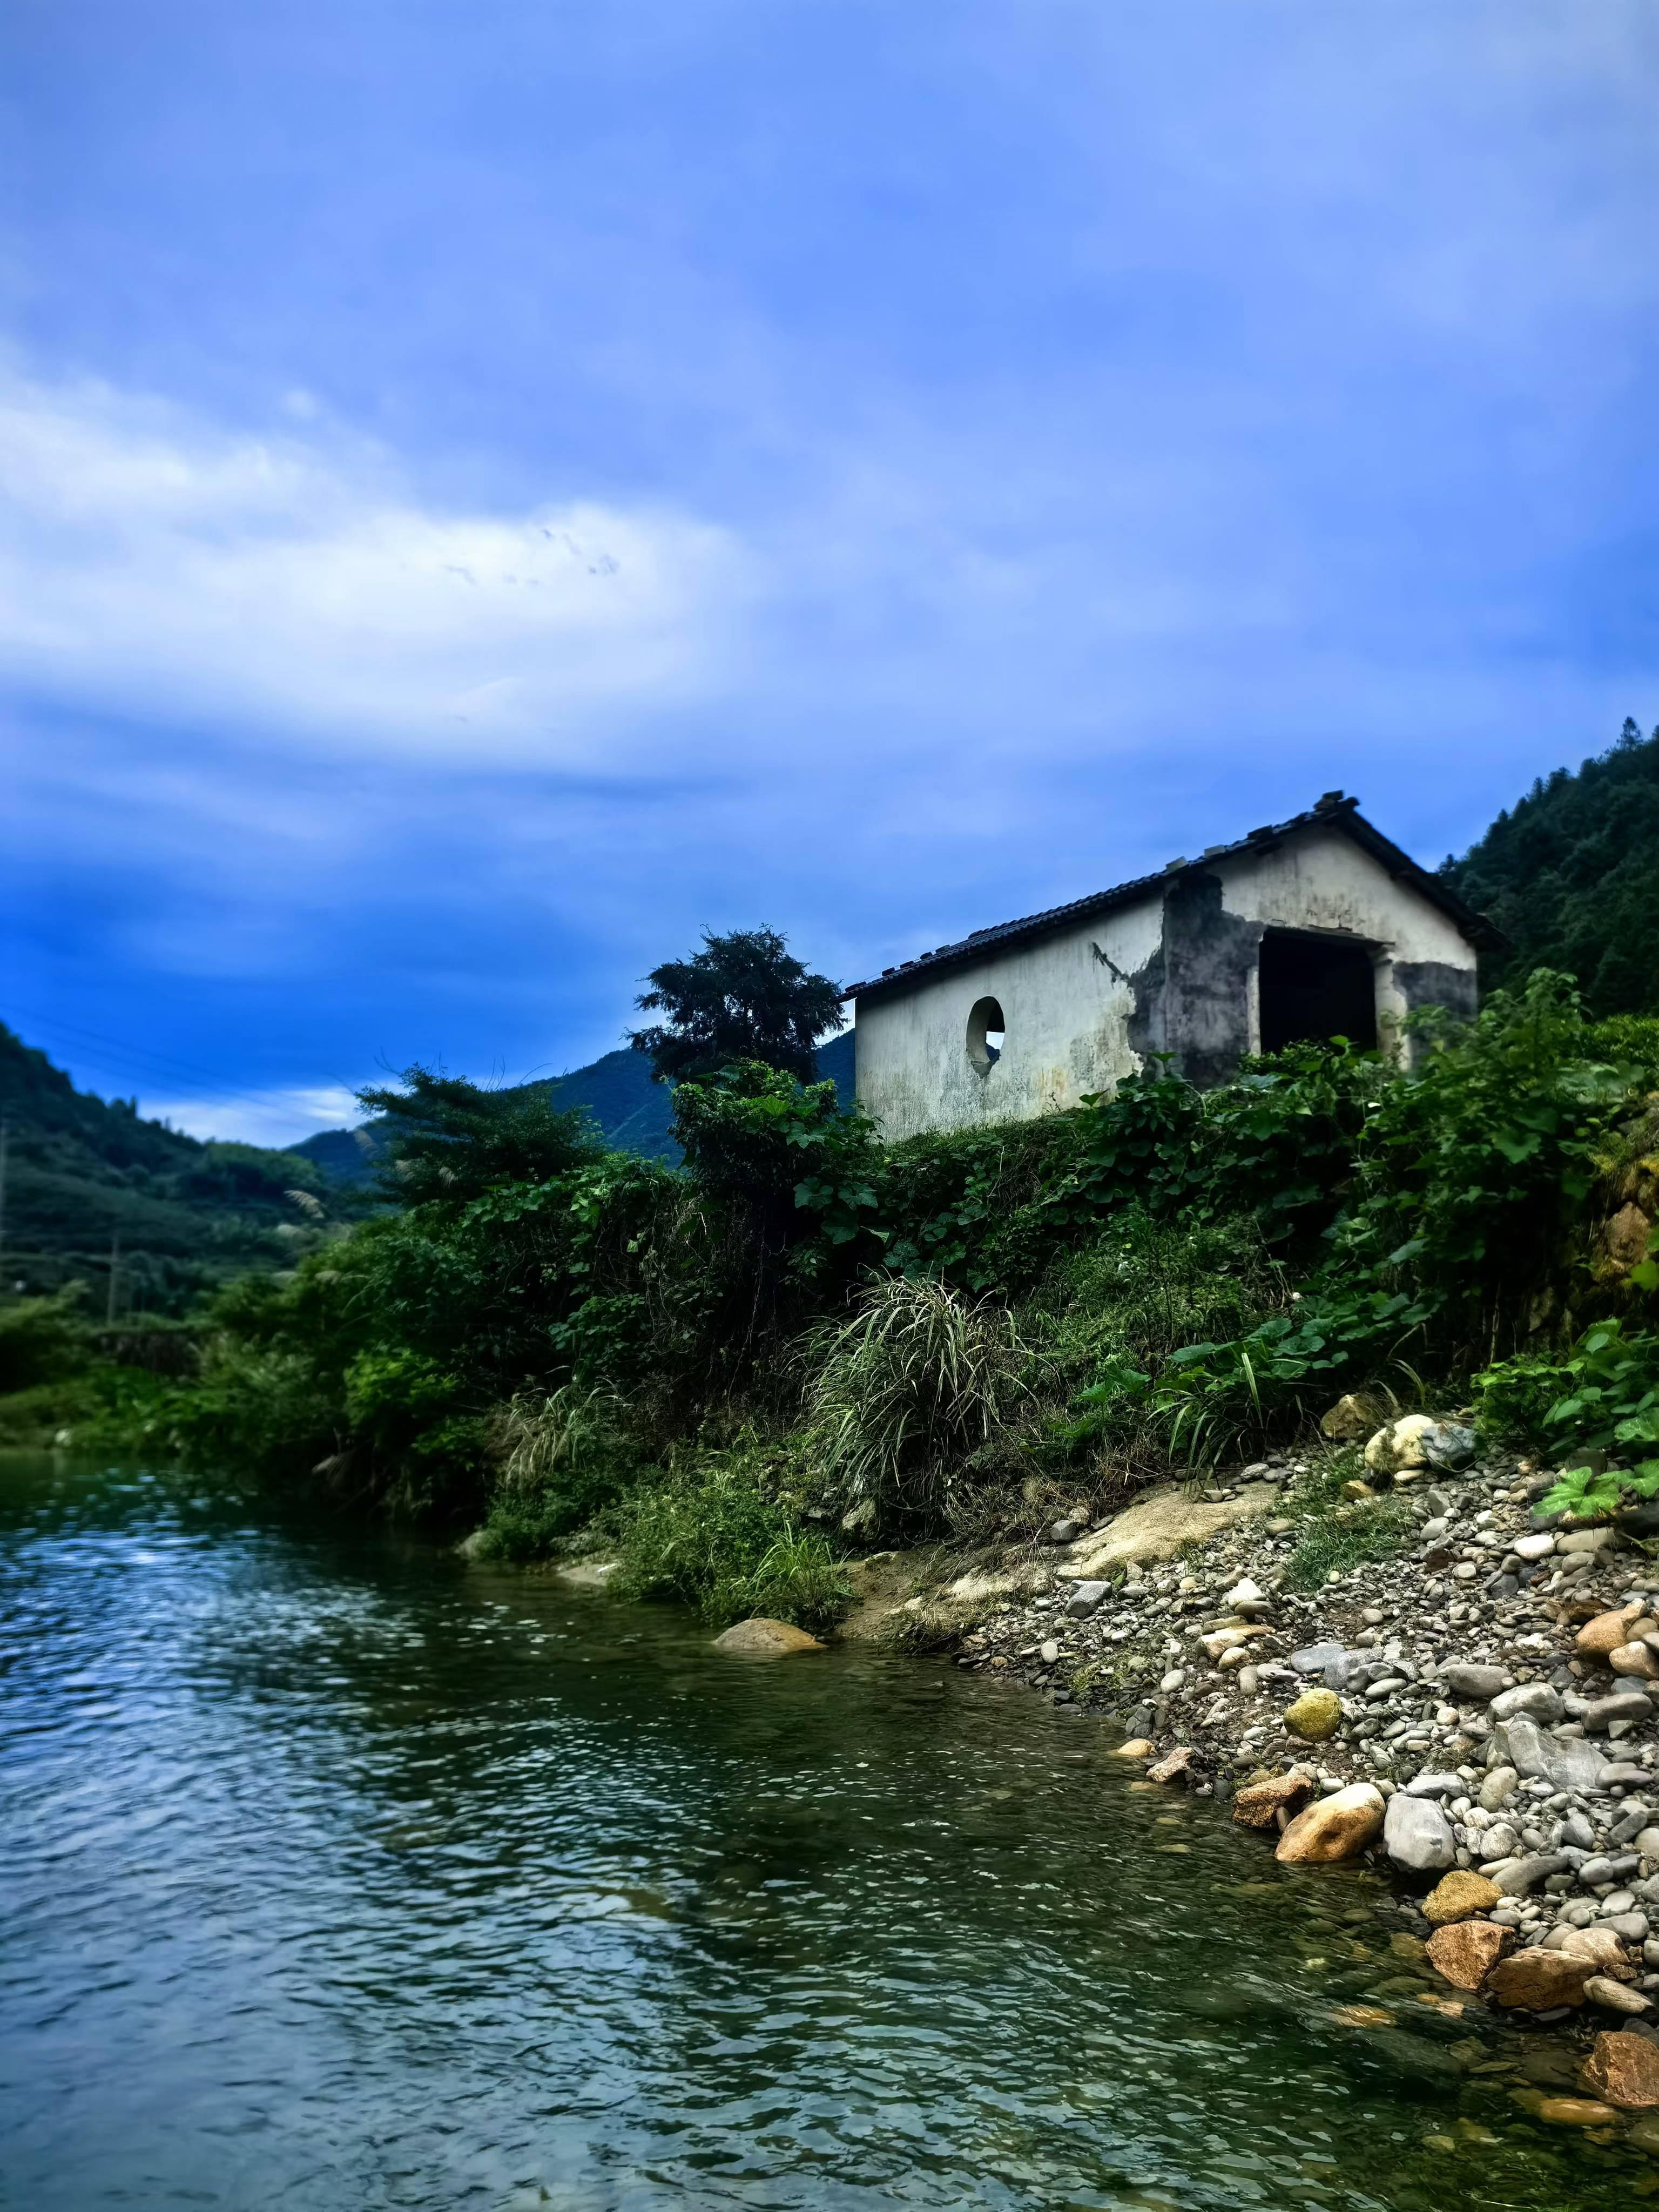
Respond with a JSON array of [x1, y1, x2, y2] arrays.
[[0, 369, 751, 760], [144, 1083, 364, 1148]]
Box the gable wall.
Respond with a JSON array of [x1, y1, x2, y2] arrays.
[[853, 825, 1479, 1142]]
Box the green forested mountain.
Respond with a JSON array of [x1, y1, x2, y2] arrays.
[[0, 1024, 347, 1316], [287, 1031, 857, 1184], [1441, 717, 1659, 1014]]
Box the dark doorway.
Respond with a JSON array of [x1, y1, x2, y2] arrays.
[[1258, 930, 1377, 1054]]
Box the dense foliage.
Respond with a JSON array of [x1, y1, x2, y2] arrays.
[[1442, 716, 1659, 1014], [29, 968, 1654, 1630]]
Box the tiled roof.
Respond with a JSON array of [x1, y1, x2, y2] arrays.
[[843, 793, 1501, 1002]]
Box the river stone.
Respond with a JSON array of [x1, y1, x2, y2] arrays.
[[1064, 1580, 1109, 1620], [1441, 1662, 1508, 1701], [1384, 1792, 1456, 1873], [1581, 2032, 1659, 2110], [1535, 2096, 1620, 2127], [1404, 1771, 1463, 1798], [1586, 1975, 1653, 2015], [1488, 1949, 1596, 2011], [1490, 1683, 1564, 1724], [1492, 1852, 1571, 1896], [712, 1618, 826, 1657], [1321, 1391, 1388, 1440], [1426, 1918, 1512, 1990], [1515, 1531, 1557, 1561], [1424, 1870, 1503, 1924], [1579, 1605, 1645, 1659], [1147, 1745, 1196, 1785], [1112, 1737, 1155, 1758], [1494, 1716, 1610, 1792], [1056, 1479, 1280, 1577], [1284, 1687, 1343, 1742], [1291, 1641, 1347, 1679], [1584, 1690, 1656, 1732], [1276, 1783, 1384, 1864], [1232, 1771, 1314, 1830], [1555, 1926, 1635, 1974], [1614, 1642, 1659, 1681], [1479, 1765, 1520, 1811]]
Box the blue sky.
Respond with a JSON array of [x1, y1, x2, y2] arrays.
[[3, 2, 1656, 1143]]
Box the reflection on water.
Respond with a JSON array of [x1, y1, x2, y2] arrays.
[[0, 1456, 1634, 2209]]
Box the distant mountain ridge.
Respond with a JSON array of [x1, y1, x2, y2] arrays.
[[287, 1031, 858, 1184]]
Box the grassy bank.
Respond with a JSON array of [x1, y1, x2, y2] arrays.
[[19, 975, 1659, 1629]]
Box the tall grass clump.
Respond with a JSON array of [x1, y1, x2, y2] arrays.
[[802, 1276, 1029, 1530]]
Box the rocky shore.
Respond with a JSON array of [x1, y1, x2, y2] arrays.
[[922, 1414, 1659, 2135]]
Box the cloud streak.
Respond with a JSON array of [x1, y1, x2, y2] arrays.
[[0, 371, 749, 759]]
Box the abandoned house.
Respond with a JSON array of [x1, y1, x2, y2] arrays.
[[844, 792, 1498, 1143]]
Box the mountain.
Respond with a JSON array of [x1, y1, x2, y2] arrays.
[[0, 1022, 356, 1315], [287, 1030, 858, 1185], [1442, 717, 1659, 1015]]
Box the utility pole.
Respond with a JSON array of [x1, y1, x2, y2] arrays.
[[106, 1228, 120, 1325]]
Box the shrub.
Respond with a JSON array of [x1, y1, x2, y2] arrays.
[[474, 1387, 638, 1556], [801, 1275, 1029, 1528], [1474, 1318, 1659, 1458], [608, 1453, 850, 1629]]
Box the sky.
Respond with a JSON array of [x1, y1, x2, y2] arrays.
[[3, 1, 1657, 1144]]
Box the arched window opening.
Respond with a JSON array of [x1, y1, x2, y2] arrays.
[[967, 996, 1006, 1075]]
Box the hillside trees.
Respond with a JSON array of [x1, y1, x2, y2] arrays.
[[1442, 717, 1659, 1014]]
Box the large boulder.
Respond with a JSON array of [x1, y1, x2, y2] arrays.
[[1423, 1870, 1503, 1924], [1057, 1480, 1280, 1577], [712, 1618, 826, 1657], [1487, 1949, 1595, 2012], [1581, 2032, 1659, 2110], [1426, 1918, 1512, 1990], [1489, 1682, 1564, 1724], [1276, 1783, 1384, 1865], [1383, 1792, 1455, 1873], [1321, 1391, 1388, 1441], [1363, 1414, 1475, 1475]]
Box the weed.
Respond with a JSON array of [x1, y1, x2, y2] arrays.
[[608, 1451, 851, 1629]]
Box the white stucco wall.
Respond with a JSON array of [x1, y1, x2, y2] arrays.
[[852, 825, 1479, 1143], [852, 897, 1163, 1144]]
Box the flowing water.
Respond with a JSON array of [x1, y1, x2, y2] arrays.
[[0, 1456, 1640, 2210]]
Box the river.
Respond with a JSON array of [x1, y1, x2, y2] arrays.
[[0, 1455, 1636, 2209]]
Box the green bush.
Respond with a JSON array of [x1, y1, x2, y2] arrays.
[[608, 1453, 851, 1629], [1474, 1317, 1659, 1457], [0, 1291, 89, 1393], [473, 1388, 639, 1556]]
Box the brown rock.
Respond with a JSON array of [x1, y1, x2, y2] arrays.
[[1578, 1604, 1644, 1660], [1425, 1918, 1513, 1991], [1321, 1391, 1388, 1441], [1275, 1782, 1384, 1864], [1613, 1641, 1659, 1681], [1603, 1202, 1654, 1272], [1232, 1771, 1315, 1830], [1422, 1870, 1502, 1925], [1535, 2096, 1618, 2127], [1112, 1737, 1154, 1759], [711, 1617, 825, 1657], [1487, 1949, 1595, 2012], [1147, 1745, 1196, 1785], [1581, 2032, 1659, 2110]]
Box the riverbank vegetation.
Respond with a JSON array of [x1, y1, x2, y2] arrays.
[[17, 967, 1659, 1631]]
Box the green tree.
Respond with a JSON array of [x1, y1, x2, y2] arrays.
[[356, 1066, 599, 1204], [628, 926, 843, 1085]]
